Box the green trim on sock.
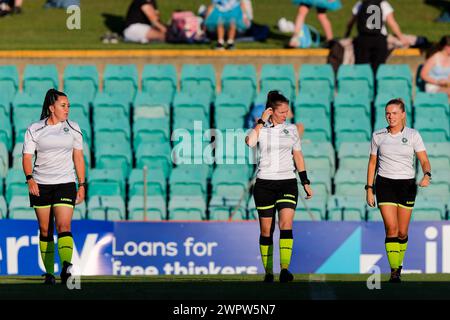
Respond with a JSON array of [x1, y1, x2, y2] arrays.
[[399, 238, 408, 267]]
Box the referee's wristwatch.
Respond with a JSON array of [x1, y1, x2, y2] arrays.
[[25, 175, 33, 182], [78, 182, 87, 188], [257, 118, 265, 126], [364, 184, 373, 190]]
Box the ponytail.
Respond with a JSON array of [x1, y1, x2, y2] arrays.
[[40, 89, 67, 120], [266, 90, 289, 110]]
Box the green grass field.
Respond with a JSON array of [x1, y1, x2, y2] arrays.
[[1, 274, 450, 300], [0, 0, 447, 50]]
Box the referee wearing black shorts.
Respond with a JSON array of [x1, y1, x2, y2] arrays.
[[246, 91, 313, 283], [366, 98, 431, 283], [23, 89, 86, 285]]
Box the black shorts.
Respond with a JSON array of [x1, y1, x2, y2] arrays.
[[29, 182, 77, 209], [253, 178, 298, 218], [375, 175, 417, 209], [302, 4, 327, 13]]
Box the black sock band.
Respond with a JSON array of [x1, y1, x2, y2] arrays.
[[385, 237, 399, 243], [58, 232, 73, 239], [259, 235, 273, 245], [39, 234, 54, 242], [280, 229, 293, 239], [399, 236, 408, 244]]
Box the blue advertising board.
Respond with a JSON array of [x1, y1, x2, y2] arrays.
[[0, 220, 449, 275]]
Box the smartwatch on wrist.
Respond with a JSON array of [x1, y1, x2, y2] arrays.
[[364, 185, 373, 190], [26, 175, 33, 181]]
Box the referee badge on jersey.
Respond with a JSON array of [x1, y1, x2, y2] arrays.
[[283, 129, 289, 135], [402, 137, 408, 144], [63, 127, 70, 134]]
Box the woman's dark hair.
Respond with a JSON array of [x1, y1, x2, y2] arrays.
[[386, 98, 406, 127], [40, 89, 67, 120], [425, 35, 450, 59], [266, 90, 289, 110]]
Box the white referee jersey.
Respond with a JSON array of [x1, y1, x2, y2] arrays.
[[256, 122, 302, 180], [23, 118, 83, 185], [370, 127, 426, 179]]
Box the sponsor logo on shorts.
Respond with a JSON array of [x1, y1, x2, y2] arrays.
[[60, 198, 72, 202], [406, 201, 414, 205]]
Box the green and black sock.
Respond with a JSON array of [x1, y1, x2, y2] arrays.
[[259, 235, 273, 275], [280, 230, 293, 270], [58, 232, 73, 267], [39, 234, 55, 275], [399, 236, 408, 267], [385, 237, 400, 270]]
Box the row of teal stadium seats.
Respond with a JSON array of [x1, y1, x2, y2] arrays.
[[0, 63, 448, 220], [0, 140, 449, 221]]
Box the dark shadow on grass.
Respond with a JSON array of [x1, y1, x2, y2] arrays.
[[1, 281, 450, 300], [424, 0, 450, 22], [102, 13, 126, 35]]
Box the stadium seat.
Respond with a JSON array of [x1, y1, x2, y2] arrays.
[[294, 196, 326, 221], [299, 64, 335, 100], [103, 64, 138, 103], [6, 169, 28, 203], [133, 117, 170, 148], [415, 64, 426, 93], [414, 92, 449, 119], [93, 92, 130, 120], [171, 131, 214, 166], [304, 169, 331, 199], [69, 110, 92, 147], [0, 94, 11, 119], [94, 117, 131, 145], [301, 141, 335, 177], [327, 196, 366, 221], [302, 117, 332, 142], [0, 142, 9, 178], [87, 195, 125, 221], [221, 64, 257, 98], [214, 92, 253, 129], [337, 64, 373, 98], [209, 196, 248, 221], [129, 168, 167, 198], [67, 92, 91, 118], [173, 91, 211, 131], [335, 117, 371, 149], [260, 64, 296, 101], [334, 168, 366, 198], [169, 165, 208, 199], [334, 92, 371, 121], [141, 64, 177, 100], [8, 196, 34, 219], [136, 142, 172, 178], [425, 142, 450, 170], [12, 92, 42, 143], [414, 117, 449, 142], [87, 168, 125, 199], [168, 196, 206, 221], [63, 64, 99, 103], [376, 64, 412, 95], [0, 65, 19, 104], [412, 195, 446, 221], [0, 113, 12, 151], [133, 91, 172, 120], [294, 91, 331, 120], [181, 64, 216, 101], [416, 169, 450, 199], [0, 195, 6, 218], [23, 64, 59, 98], [95, 142, 132, 178], [128, 195, 167, 221], [73, 201, 86, 220], [12, 143, 23, 169], [338, 142, 370, 170]]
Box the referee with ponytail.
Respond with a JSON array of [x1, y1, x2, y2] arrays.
[[246, 90, 313, 283], [22, 89, 86, 285], [366, 98, 431, 283]]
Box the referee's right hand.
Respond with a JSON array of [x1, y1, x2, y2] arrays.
[[27, 179, 40, 197], [366, 190, 375, 207]]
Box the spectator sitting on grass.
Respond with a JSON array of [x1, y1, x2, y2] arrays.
[[123, 0, 167, 44]]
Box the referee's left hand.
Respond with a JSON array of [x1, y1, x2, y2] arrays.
[[419, 175, 431, 188], [75, 187, 85, 204], [303, 184, 313, 199]]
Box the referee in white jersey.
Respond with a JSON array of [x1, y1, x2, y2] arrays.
[[366, 98, 431, 283], [22, 89, 86, 285], [246, 91, 313, 283]]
